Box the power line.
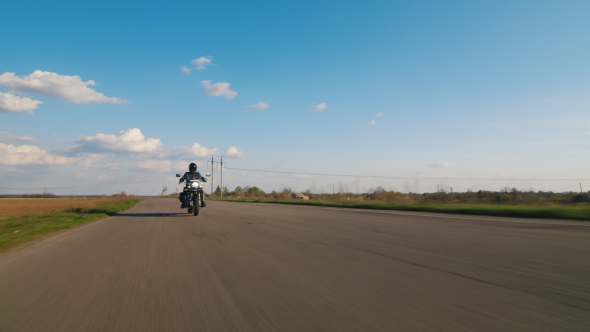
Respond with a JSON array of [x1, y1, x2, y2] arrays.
[[224, 167, 590, 181], [1, 166, 588, 191]]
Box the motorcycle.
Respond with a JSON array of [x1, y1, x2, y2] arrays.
[[176, 173, 209, 216]]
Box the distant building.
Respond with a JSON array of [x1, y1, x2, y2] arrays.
[[291, 192, 309, 200]]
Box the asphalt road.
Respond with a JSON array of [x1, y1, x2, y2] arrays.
[[1, 199, 589, 331]]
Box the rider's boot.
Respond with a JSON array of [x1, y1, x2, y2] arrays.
[[201, 200, 206, 207]]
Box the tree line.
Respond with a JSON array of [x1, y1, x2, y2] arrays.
[[199, 186, 590, 204]]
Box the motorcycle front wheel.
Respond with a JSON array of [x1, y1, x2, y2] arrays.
[[193, 193, 200, 216]]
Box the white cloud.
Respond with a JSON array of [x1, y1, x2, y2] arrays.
[[173, 161, 194, 172], [0, 92, 43, 114], [224, 146, 245, 158], [247, 101, 269, 109], [312, 102, 327, 112], [76, 128, 163, 153], [138, 160, 192, 173], [369, 113, 383, 125], [191, 56, 213, 70], [187, 142, 217, 157], [0, 142, 101, 166], [430, 162, 452, 169], [0, 70, 127, 104], [78, 154, 104, 168], [0, 131, 34, 142], [102, 162, 121, 170], [138, 159, 173, 173], [180, 66, 191, 74], [200, 80, 237, 99], [76, 173, 109, 180]]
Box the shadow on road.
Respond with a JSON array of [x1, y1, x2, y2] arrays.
[[114, 212, 187, 217]]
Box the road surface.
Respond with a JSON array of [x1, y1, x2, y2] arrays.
[[1, 199, 589, 331]]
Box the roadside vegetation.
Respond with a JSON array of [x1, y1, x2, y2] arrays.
[[0, 193, 142, 252], [205, 186, 590, 221]]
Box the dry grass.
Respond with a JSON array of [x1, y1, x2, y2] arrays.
[[0, 197, 142, 251], [0, 197, 129, 218]]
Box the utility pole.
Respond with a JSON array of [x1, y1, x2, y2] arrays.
[[436, 185, 440, 201], [581, 183, 584, 202], [208, 156, 224, 197], [210, 156, 214, 197]]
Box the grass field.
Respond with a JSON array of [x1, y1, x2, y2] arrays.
[[0, 197, 135, 218], [0, 197, 142, 252], [211, 198, 590, 221]]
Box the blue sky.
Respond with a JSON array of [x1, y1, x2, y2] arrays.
[[1, 0, 589, 195]]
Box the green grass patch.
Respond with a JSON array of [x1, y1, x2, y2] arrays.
[[0, 198, 142, 252], [211, 198, 590, 221]]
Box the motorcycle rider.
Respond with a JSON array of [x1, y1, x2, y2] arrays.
[[178, 163, 207, 208]]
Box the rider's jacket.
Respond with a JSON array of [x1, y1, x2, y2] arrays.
[[179, 171, 206, 184]]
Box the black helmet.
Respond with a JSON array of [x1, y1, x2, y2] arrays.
[[189, 163, 197, 172]]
